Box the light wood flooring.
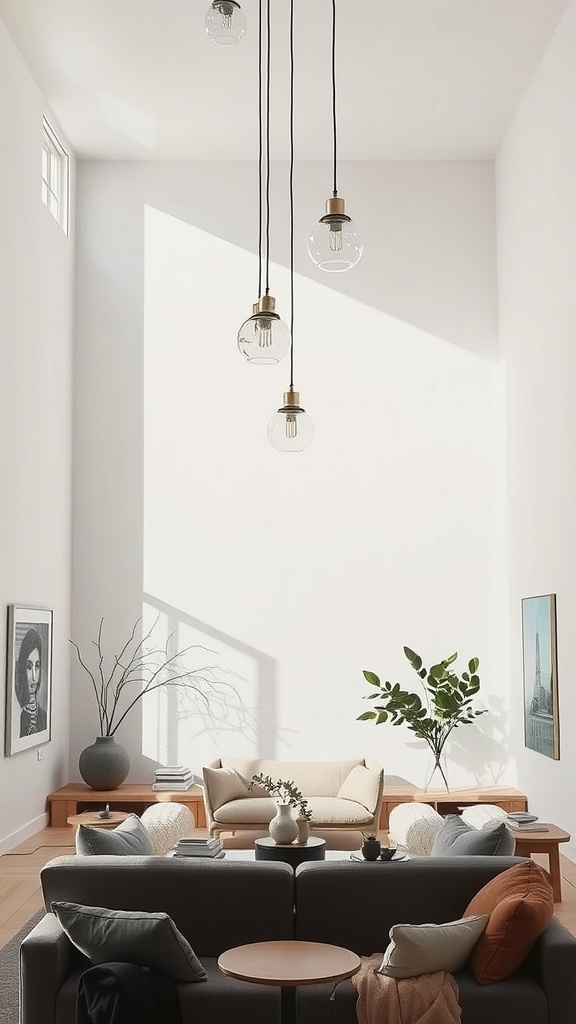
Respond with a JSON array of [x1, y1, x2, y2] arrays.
[[2, 827, 576, 949]]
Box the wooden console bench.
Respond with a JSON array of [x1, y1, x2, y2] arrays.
[[49, 781, 526, 835], [378, 781, 528, 830], [47, 783, 206, 828]]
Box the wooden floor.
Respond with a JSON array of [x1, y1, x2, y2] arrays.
[[2, 826, 576, 949]]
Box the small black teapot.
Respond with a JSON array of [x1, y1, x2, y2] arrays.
[[361, 834, 381, 861]]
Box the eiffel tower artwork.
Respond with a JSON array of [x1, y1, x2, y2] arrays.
[[522, 594, 559, 760]]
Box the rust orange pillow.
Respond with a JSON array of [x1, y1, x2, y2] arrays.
[[464, 861, 553, 984]]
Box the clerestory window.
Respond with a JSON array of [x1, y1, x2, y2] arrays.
[[42, 116, 69, 235]]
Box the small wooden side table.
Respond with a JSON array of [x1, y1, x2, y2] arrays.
[[218, 940, 360, 1024], [67, 811, 131, 830], [510, 823, 570, 902]]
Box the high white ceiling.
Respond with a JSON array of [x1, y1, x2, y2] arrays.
[[0, 0, 568, 160]]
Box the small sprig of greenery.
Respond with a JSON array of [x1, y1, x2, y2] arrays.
[[250, 773, 313, 821], [358, 647, 487, 790]]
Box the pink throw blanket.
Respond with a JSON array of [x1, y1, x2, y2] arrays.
[[351, 954, 461, 1024]]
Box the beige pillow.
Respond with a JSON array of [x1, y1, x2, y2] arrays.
[[337, 764, 380, 813], [378, 915, 488, 979], [203, 766, 250, 811]]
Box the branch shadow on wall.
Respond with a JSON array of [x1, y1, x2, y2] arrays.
[[129, 593, 278, 774], [446, 694, 510, 785]]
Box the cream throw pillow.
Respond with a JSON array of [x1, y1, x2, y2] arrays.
[[336, 764, 380, 812], [378, 915, 488, 978], [203, 766, 250, 811]]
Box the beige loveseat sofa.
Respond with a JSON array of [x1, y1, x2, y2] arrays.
[[202, 757, 384, 837]]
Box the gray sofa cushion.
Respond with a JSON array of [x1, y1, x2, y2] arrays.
[[296, 970, 549, 1024], [431, 815, 515, 857], [41, 856, 295, 956], [51, 901, 206, 982], [76, 814, 153, 856]]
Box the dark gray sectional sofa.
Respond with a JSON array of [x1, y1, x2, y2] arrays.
[[20, 854, 576, 1024]]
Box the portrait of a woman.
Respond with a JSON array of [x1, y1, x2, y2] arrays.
[[5, 606, 52, 755], [15, 627, 48, 737]]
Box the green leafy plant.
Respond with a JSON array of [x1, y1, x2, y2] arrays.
[[250, 773, 312, 821], [358, 647, 487, 790]]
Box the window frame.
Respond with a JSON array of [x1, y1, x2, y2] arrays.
[[42, 115, 69, 236]]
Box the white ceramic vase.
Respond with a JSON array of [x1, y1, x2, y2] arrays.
[[295, 818, 311, 845], [269, 803, 299, 844]]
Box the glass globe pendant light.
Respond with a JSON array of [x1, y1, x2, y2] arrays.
[[268, 0, 313, 453], [238, 295, 290, 364], [308, 0, 362, 273], [205, 1, 247, 46], [308, 195, 363, 272], [237, 0, 289, 365], [268, 388, 314, 452]]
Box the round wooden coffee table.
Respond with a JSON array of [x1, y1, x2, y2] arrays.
[[67, 811, 131, 830], [218, 939, 360, 1024]]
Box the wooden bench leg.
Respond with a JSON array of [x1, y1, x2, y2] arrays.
[[50, 800, 76, 827]]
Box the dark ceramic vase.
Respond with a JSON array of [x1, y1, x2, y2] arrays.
[[79, 736, 130, 790], [361, 836, 381, 861]]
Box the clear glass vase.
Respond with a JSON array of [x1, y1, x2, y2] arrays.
[[424, 752, 449, 792]]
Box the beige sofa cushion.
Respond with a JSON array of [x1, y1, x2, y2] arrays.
[[203, 767, 251, 811], [213, 796, 374, 827], [337, 764, 381, 813], [220, 758, 363, 796]]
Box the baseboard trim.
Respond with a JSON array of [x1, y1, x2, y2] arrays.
[[562, 841, 576, 866], [0, 812, 49, 855]]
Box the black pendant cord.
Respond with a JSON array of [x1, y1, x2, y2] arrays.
[[264, 0, 271, 295], [257, 0, 263, 297], [331, 0, 338, 197], [289, 0, 295, 389]]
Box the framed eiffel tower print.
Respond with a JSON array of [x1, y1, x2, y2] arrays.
[[521, 594, 559, 760]]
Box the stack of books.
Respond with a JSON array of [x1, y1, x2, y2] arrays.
[[173, 837, 224, 858], [506, 812, 548, 832], [152, 766, 194, 791]]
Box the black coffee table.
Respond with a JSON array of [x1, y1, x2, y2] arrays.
[[254, 836, 326, 868]]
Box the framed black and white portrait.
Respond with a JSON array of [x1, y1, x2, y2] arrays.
[[5, 605, 53, 756]]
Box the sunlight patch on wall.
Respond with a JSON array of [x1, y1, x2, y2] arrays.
[[143, 203, 507, 784]]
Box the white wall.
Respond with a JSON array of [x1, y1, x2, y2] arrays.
[[0, 19, 74, 850], [72, 158, 509, 791], [497, 0, 576, 857]]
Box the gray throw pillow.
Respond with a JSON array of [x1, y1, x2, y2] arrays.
[[76, 814, 153, 856], [51, 901, 207, 983], [431, 814, 515, 857]]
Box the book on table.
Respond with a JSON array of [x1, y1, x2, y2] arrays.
[[174, 838, 223, 857], [507, 819, 548, 832], [173, 849, 225, 859], [178, 837, 220, 846], [151, 781, 194, 791]]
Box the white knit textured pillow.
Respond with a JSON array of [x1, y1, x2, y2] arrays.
[[388, 802, 444, 855], [140, 803, 195, 855], [460, 804, 507, 830]]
